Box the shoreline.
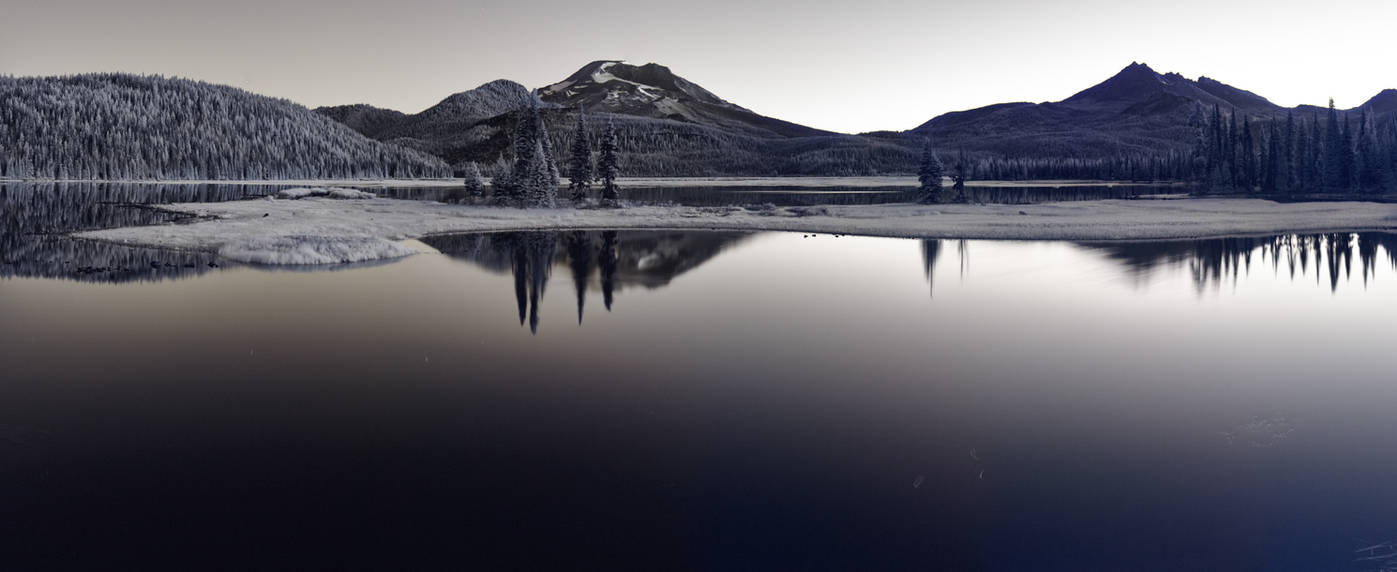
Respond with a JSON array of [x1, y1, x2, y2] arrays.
[[1, 177, 1191, 189], [74, 197, 1397, 266]]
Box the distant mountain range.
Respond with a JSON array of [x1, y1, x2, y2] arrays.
[[316, 61, 913, 177], [317, 61, 1396, 178], [912, 62, 1397, 163], [1, 63, 1391, 180]]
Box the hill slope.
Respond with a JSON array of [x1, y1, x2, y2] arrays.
[[0, 74, 451, 180]]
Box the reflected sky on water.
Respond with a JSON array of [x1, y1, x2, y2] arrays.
[[4, 185, 1397, 570]]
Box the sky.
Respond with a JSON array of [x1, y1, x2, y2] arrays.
[[4, 0, 1395, 134]]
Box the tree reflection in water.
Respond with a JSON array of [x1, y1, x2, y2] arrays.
[[422, 230, 752, 333], [1077, 233, 1397, 294]]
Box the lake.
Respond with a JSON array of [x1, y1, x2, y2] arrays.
[[3, 184, 1397, 570]]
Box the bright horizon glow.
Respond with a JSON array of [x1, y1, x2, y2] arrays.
[[3, 0, 1394, 134]]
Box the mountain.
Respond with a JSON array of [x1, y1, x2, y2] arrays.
[[1362, 89, 1397, 116], [0, 74, 451, 180], [315, 79, 534, 168], [913, 63, 1246, 160], [320, 62, 914, 177], [311, 60, 1396, 180], [911, 62, 1391, 172], [315, 104, 407, 139], [538, 61, 830, 138]]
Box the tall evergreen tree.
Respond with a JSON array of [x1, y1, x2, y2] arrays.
[[1388, 118, 1397, 191], [1324, 99, 1344, 193], [1340, 115, 1356, 192], [1280, 112, 1296, 194], [1227, 113, 1239, 189], [1356, 108, 1381, 193], [463, 162, 485, 197], [1206, 104, 1224, 185], [525, 139, 557, 208], [917, 137, 945, 203], [1307, 114, 1324, 193], [566, 106, 593, 202], [951, 148, 970, 204], [502, 96, 560, 207], [597, 118, 621, 203], [538, 112, 561, 189], [1239, 117, 1255, 192], [1262, 120, 1279, 194], [490, 154, 512, 197]]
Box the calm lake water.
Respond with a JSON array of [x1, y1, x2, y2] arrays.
[[3, 184, 1397, 570]]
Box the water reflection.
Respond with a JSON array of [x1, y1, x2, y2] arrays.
[[421, 230, 752, 332], [421, 230, 1397, 331], [0, 182, 273, 282], [1077, 233, 1397, 294]]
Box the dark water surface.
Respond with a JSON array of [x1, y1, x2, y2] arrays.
[[3, 183, 1397, 570]]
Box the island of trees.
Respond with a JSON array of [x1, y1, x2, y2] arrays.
[[466, 98, 622, 208]]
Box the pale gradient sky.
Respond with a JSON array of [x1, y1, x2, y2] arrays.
[[4, 0, 1394, 133]]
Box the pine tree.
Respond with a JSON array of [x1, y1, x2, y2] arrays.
[[597, 118, 620, 203], [917, 137, 945, 203], [1262, 120, 1279, 195], [1388, 117, 1397, 191], [1209, 104, 1225, 186], [567, 107, 593, 202], [1281, 112, 1296, 194], [501, 105, 539, 201], [951, 148, 970, 203], [526, 139, 557, 208], [1227, 113, 1239, 189], [502, 96, 560, 207], [1324, 99, 1344, 193], [490, 154, 512, 197], [1307, 114, 1324, 193], [1356, 108, 1381, 193], [1341, 115, 1356, 192], [538, 113, 561, 189], [1239, 117, 1255, 192], [464, 162, 485, 197]]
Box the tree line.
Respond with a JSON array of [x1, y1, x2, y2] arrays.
[[916, 102, 1397, 196], [1195, 101, 1397, 195]]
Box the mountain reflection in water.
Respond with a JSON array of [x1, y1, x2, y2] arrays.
[[421, 230, 752, 332]]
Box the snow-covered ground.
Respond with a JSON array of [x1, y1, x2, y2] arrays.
[[75, 197, 1397, 266], [276, 187, 376, 200]]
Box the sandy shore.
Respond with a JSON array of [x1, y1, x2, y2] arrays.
[[77, 198, 1397, 265]]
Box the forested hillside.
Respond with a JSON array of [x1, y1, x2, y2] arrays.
[[0, 74, 451, 180]]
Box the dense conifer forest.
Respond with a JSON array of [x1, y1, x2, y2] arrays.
[[0, 74, 451, 180]]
